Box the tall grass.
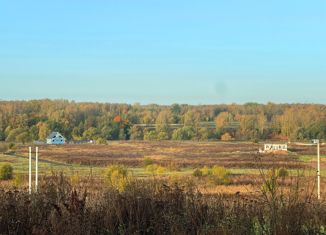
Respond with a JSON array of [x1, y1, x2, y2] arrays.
[[0, 172, 325, 235]]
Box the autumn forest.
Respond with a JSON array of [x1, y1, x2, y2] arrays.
[[0, 99, 325, 143]]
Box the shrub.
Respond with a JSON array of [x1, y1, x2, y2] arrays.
[[16, 132, 31, 144], [130, 126, 144, 140], [172, 127, 195, 140], [156, 165, 166, 174], [143, 130, 157, 141], [8, 143, 15, 149], [96, 138, 107, 144], [0, 164, 13, 180], [145, 164, 166, 175], [262, 169, 278, 194], [278, 168, 289, 178], [145, 164, 157, 174], [211, 165, 231, 185], [198, 127, 210, 141], [0, 143, 8, 153], [221, 132, 232, 141], [104, 165, 129, 192], [143, 157, 154, 167], [13, 174, 24, 187], [156, 131, 169, 140], [200, 166, 211, 176], [70, 174, 80, 187], [192, 168, 203, 177]]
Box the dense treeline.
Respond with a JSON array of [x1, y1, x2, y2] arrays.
[[0, 100, 325, 143]]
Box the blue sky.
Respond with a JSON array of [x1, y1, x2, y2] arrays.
[[0, 1, 325, 104]]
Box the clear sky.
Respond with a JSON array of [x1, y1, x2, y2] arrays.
[[0, 1, 325, 104]]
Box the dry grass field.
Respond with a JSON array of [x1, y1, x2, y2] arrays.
[[5, 141, 324, 196], [15, 141, 324, 169]]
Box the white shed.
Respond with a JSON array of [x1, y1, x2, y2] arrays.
[[262, 143, 287, 153], [46, 132, 65, 145]]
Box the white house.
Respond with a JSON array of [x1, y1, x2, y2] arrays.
[[260, 143, 287, 153], [46, 132, 65, 145]]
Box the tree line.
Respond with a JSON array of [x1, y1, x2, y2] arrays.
[[0, 100, 325, 143]]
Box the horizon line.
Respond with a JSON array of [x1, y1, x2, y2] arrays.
[[0, 98, 325, 106]]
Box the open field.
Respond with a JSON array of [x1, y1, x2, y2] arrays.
[[14, 141, 326, 169], [0, 141, 324, 195]]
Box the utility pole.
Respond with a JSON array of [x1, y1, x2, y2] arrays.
[[35, 147, 39, 192], [29, 147, 32, 194], [28, 147, 39, 194], [317, 141, 321, 200], [313, 139, 321, 200]]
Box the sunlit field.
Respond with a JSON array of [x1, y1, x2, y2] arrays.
[[0, 141, 324, 196]]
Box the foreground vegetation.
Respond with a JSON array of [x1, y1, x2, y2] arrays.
[[0, 171, 325, 235]]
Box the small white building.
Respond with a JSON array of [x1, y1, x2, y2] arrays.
[[46, 132, 65, 145], [260, 143, 288, 153]]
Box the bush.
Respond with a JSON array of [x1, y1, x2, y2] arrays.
[[172, 127, 195, 140], [143, 157, 154, 167], [156, 165, 166, 174], [0, 143, 8, 153], [0, 164, 13, 180], [157, 131, 169, 140], [143, 130, 157, 141], [96, 138, 107, 144], [8, 143, 15, 149], [211, 165, 231, 185], [69, 174, 80, 187], [278, 168, 289, 178], [130, 126, 143, 140], [13, 174, 24, 187], [145, 164, 166, 175], [221, 132, 232, 141], [104, 165, 129, 192], [200, 166, 211, 176], [193, 168, 203, 177]]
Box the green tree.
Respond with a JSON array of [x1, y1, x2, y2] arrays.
[[4, 126, 12, 138], [6, 128, 24, 142], [215, 112, 232, 130], [172, 127, 195, 140], [83, 127, 99, 140], [157, 131, 169, 140], [0, 130, 5, 141], [156, 110, 173, 139], [198, 127, 210, 141], [72, 124, 84, 140], [130, 126, 143, 140], [101, 124, 120, 140], [119, 128, 127, 140], [143, 129, 157, 141], [16, 132, 31, 144], [29, 125, 39, 140], [38, 122, 50, 140]]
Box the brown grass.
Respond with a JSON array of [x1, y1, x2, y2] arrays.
[[14, 141, 314, 170]]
